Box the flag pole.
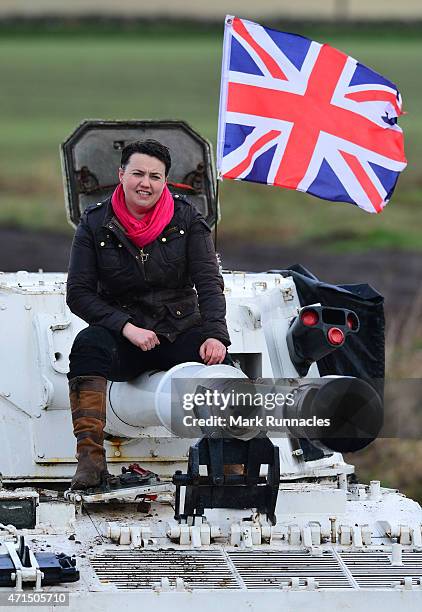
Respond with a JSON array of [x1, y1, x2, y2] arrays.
[[214, 175, 220, 252], [214, 16, 232, 254]]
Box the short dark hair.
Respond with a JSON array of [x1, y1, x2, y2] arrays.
[[120, 139, 171, 176]]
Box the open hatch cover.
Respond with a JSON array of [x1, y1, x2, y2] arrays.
[[61, 120, 218, 228]]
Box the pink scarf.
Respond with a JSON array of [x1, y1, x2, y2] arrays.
[[111, 183, 174, 248]]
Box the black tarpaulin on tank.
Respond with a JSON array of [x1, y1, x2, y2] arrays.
[[269, 264, 385, 387]]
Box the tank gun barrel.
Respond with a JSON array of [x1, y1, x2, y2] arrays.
[[106, 363, 382, 453], [197, 376, 383, 451], [283, 376, 383, 453], [106, 362, 248, 439]]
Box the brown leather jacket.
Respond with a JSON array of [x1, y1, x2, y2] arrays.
[[66, 194, 231, 346]]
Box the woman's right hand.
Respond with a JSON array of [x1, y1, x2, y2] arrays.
[[122, 322, 160, 351]]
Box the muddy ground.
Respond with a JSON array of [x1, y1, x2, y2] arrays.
[[1, 226, 421, 324]]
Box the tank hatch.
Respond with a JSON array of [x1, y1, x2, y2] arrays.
[[61, 120, 218, 228]]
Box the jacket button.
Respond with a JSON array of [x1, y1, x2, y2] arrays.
[[100, 241, 105, 247], [161, 237, 167, 242], [176, 310, 182, 316], [179, 230, 185, 235], [118, 243, 122, 248]]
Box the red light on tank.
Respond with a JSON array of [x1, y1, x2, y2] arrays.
[[327, 327, 345, 346], [300, 309, 319, 327], [346, 313, 358, 331]]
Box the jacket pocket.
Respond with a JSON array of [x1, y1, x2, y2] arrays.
[[97, 244, 122, 270], [160, 231, 186, 263], [164, 297, 201, 331]]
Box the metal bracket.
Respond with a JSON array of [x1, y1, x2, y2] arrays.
[[173, 436, 280, 526], [5, 540, 44, 591], [64, 482, 172, 504]]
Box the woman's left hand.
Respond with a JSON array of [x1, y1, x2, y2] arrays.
[[199, 338, 227, 365]]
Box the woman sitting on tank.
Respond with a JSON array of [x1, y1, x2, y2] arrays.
[[66, 139, 231, 490]]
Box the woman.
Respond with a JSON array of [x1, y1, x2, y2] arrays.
[[66, 139, 231, 490]]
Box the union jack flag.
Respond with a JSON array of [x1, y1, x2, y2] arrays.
[[217, 16, 407, 213]]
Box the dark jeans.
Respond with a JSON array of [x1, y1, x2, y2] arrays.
[[68, 325, 231, 381]]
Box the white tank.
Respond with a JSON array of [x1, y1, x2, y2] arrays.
[[0, 121, 421, 611]]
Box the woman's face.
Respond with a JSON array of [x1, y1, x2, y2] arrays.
[[118, 153, 166, 218]]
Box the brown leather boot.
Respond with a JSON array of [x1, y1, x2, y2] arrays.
[[69, 376, 109, 490]]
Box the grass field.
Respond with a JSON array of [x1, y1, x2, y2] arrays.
[[0, 29, 421, 248]]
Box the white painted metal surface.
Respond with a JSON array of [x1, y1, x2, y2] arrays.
[[1, 268, 422, 610], [0, 270, 349, 481]]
